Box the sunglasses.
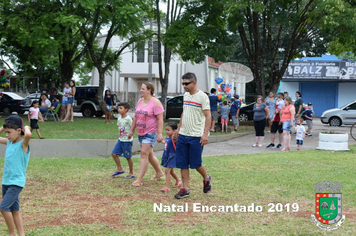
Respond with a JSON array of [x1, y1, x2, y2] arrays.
[[182, 81, 193, 86]]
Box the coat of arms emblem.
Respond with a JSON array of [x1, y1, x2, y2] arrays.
[[311, 181, 346, 230]]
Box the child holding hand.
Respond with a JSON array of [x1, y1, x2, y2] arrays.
[[160, 122, 182, 192]]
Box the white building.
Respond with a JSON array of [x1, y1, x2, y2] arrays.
[[91, 34, 246, 106]]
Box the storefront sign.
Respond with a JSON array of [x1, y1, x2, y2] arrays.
[[280, 61, 356, 80]]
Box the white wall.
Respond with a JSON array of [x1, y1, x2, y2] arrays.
[[280, 81, 299, 99], [338, 83, 356, 107], [91, 35, 246, 97]]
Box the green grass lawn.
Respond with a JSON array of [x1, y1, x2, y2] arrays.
[[0, 147, 355, 235], [0, 116, 255, 139]]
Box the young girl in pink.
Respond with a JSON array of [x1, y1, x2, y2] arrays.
[[28, 100, 44, 139]]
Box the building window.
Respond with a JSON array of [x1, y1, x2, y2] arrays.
[[137, 42, 145, 63], [147, 41, 159, 63]]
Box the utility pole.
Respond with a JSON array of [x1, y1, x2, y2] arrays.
[[148, 18, 153, 83]]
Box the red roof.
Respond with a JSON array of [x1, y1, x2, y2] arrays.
[[208, 57, 224, 67]]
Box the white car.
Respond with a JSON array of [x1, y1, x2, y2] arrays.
[[25, 92, 41, 103], [321, 100, 356, 126]]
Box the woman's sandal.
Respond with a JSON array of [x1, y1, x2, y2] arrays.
[[174, 181, 182, 188], [132, 181, 143, 187], [150, 175, 165, 181], [160, 187, 170, 192]]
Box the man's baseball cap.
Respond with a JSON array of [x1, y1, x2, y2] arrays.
[[233, 94, 239, 99], [4, 115, 24, 135], [308, 102, 312, 106]]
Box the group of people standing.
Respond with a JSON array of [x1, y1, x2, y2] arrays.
[[110, 73, 212, 199], [253, 91, 314, 151]]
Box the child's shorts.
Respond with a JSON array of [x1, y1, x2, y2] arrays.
[[106, 105, 112, 111], [296, 139, 303, 145], [30, 119, 39, 129], [112, 140, 133, 158], [232, 116, 239, 127], [0, 185, 23, 212], [306, 120, 313, 129], [271, 121, 283, 133], [138, 133, 157, 147], [282, 120, 292, 131], [176, 135, 203, 169], [221, 118, 228, 124]]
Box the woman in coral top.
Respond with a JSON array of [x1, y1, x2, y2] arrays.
[[128, 82, 165, 187], [281, 96, 295, 151]]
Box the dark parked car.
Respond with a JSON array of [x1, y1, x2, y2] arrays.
[[238, 102, 255, 121], [73, 85, 118, 117], [165, 96, 256, 122], [0, 92, 31, 114], [165, 95, 183, 119]]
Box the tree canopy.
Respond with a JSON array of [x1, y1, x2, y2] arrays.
[[166, 0, 356, 97]]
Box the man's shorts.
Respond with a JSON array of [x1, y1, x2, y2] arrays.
[[296, 139, 303, 145], [176, 135, 203, 169], [232, 116, 239, 127], [271, 121, 283, 133], [138, 132, 157, 147], [211, 110, 220, 121], [112, 140, 133, 158], [0, 185, 23, 212], [282, 120, 292, 131], [306, 120, 313, 129]]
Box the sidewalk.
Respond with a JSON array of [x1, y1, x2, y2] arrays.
[[1, 120, 354, 158]]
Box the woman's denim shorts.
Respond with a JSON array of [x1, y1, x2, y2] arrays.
[[106, 105, 112, 111], [282, 120, 292, 131], [138, 132, 157, 147]]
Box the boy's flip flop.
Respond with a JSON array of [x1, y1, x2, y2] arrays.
[[112, 171, 125, 177], [125, 175, 135, 179]]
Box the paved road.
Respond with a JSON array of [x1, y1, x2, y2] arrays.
[[133, 119, 356, 157]]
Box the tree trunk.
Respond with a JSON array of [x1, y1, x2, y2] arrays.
[[96, 69, 106, 113], [59, 50, 75, 85]]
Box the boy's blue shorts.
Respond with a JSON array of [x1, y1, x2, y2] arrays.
[[0, 185, 23, 212], [296, 139, 303, 145], [112, 140, 133, 158], [175, 135, 203, 169]]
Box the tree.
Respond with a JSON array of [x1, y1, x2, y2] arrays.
[[154, 0, 184, 114], [0, 0, 87, 88], [77, 0, 151, 112], [320, 0, 356, 59], [166, 0, 346, 97]]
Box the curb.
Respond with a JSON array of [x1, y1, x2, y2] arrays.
[[0, 133, 250, 158]]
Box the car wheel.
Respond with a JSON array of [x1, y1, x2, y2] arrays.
[[329, 117, 342, 127], [95, 111, 104, 117], [82, 106, 95, 117], [2, 107, 11, 114], [239, 113, 248, 122]]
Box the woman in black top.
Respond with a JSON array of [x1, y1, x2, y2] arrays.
[[104, 89, 113, 123]]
